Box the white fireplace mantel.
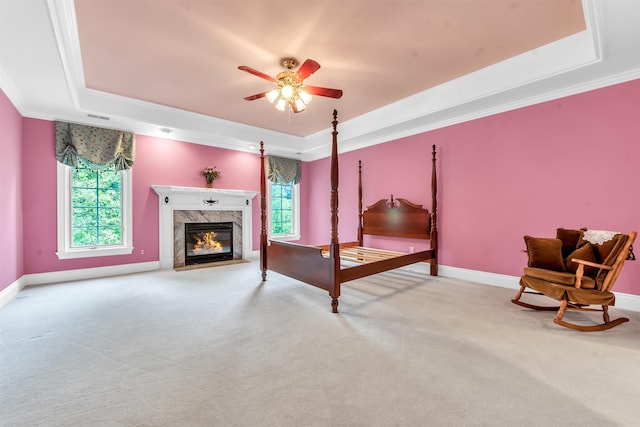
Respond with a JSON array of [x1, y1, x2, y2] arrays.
[[152, 186, 258, 269]]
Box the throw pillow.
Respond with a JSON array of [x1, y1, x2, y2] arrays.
[[556, 228, 587, 258], [564, 243, 598, 277], [524, 236, 566, 272], [592, 234, 624, 265]]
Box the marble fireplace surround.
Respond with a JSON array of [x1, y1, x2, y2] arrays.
[[152, 186, 258, 269]]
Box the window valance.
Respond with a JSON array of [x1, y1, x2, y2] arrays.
[[55, 121, 136, 170], [266, 155, 301, 184]]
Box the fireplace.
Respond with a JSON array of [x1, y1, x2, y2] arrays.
[[151, 186, 257, 269], [184, 222, 233, 265]]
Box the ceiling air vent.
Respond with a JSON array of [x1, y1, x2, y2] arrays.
[[87, 113, 110, 120]]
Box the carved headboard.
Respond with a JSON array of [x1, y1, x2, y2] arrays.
[[362, 195, 431, 240]]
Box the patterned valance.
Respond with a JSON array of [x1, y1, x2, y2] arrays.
[[55, 121, 136, 170], [266, 155, 301, 184]]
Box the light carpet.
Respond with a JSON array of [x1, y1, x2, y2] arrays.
[[1, 260, 639, 426]]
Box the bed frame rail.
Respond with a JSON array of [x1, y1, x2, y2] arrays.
[[340, 249, 435, 283]]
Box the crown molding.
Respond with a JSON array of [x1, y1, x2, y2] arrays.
[[3, 0, 639, 162]]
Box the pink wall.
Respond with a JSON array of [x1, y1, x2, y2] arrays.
[[132, 134, 262, 260], [6, 78, 640, 297], [20, 121, 263, 274], [0, 89, 24, 292], [304, 79, 640, 295], [304, 140, 437, 253]]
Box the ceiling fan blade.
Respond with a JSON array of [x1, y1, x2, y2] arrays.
[[304, 85, 343, 99], [238, 66, 277, 83], [296, 59, 321, 81], [244, 91, 268, 101]]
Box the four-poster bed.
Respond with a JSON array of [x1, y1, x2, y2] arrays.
[[259, 110, 438, 312]]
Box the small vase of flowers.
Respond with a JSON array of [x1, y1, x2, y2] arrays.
[[202, 166, 220, 188]]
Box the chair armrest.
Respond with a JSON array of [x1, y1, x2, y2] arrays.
[[571, 258, 613, 271], [573, 258, 613, 290]]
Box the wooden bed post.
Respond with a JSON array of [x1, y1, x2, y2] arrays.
[[430, 144, 438, 276], [329, 110, 341, 313], [357, 160, 364, 246], [259, 141, 268, 281]]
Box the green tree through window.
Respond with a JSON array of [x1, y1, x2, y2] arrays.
[[270, 182, 293, 235], [71, 167, 123, 247]]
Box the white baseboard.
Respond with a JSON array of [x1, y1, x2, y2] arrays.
[[21, 261, 160, 287], [406, 263, 640, 313], [3, 260, 639, 313], [614, 293, 640, 313], [0, 261, 160, 310], [0, 277, 26, 309], [438, 265, 521, 290]]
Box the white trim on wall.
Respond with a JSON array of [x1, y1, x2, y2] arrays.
[[266, 181, 301, 241], [22, 261, 159, 288], [404, 262, 640, 313], [2, 261, 639, 314], [0, 277, 26, 310], [56, 162, 134, 259], [2, 261, 159, 309]]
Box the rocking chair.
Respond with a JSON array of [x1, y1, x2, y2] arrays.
[[512, 228, 636, 331]]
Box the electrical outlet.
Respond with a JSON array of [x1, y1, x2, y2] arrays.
[[409, 246, 414, 253], [140, 249, 145, 255]]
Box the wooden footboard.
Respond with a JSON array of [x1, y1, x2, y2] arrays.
[[267, 241, 434, 307], [266, 241, 335, 292]]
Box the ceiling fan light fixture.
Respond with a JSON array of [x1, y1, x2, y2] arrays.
[[275, 98, 287, 111], [266, 89, 279, 103], [239, 57, 342, 114], [280, 84, 294, 100], [294, 98, 306, 112], [298, 89, 312, 105]]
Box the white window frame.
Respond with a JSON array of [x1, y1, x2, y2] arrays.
[[56, 162, 134, 259], [267, 180, 300, 241]]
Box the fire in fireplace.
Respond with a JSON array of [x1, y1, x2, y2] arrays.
[[184, 222, 233, 265]]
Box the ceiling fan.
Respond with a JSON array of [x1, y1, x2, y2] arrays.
[[238, 58, 343, 113]]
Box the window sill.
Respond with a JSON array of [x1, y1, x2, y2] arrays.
[[269, 234, 301, 242], [56, 246, 134, 260]]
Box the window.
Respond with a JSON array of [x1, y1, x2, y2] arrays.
[[56, 162, 133, 259], [268, 181, 300, 240]]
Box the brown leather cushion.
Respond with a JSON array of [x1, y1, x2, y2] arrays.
[[524, 236, 566, 272], [564, 243, 598, 277]]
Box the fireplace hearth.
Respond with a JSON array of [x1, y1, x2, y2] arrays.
[[185, 222, 233, 265]]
